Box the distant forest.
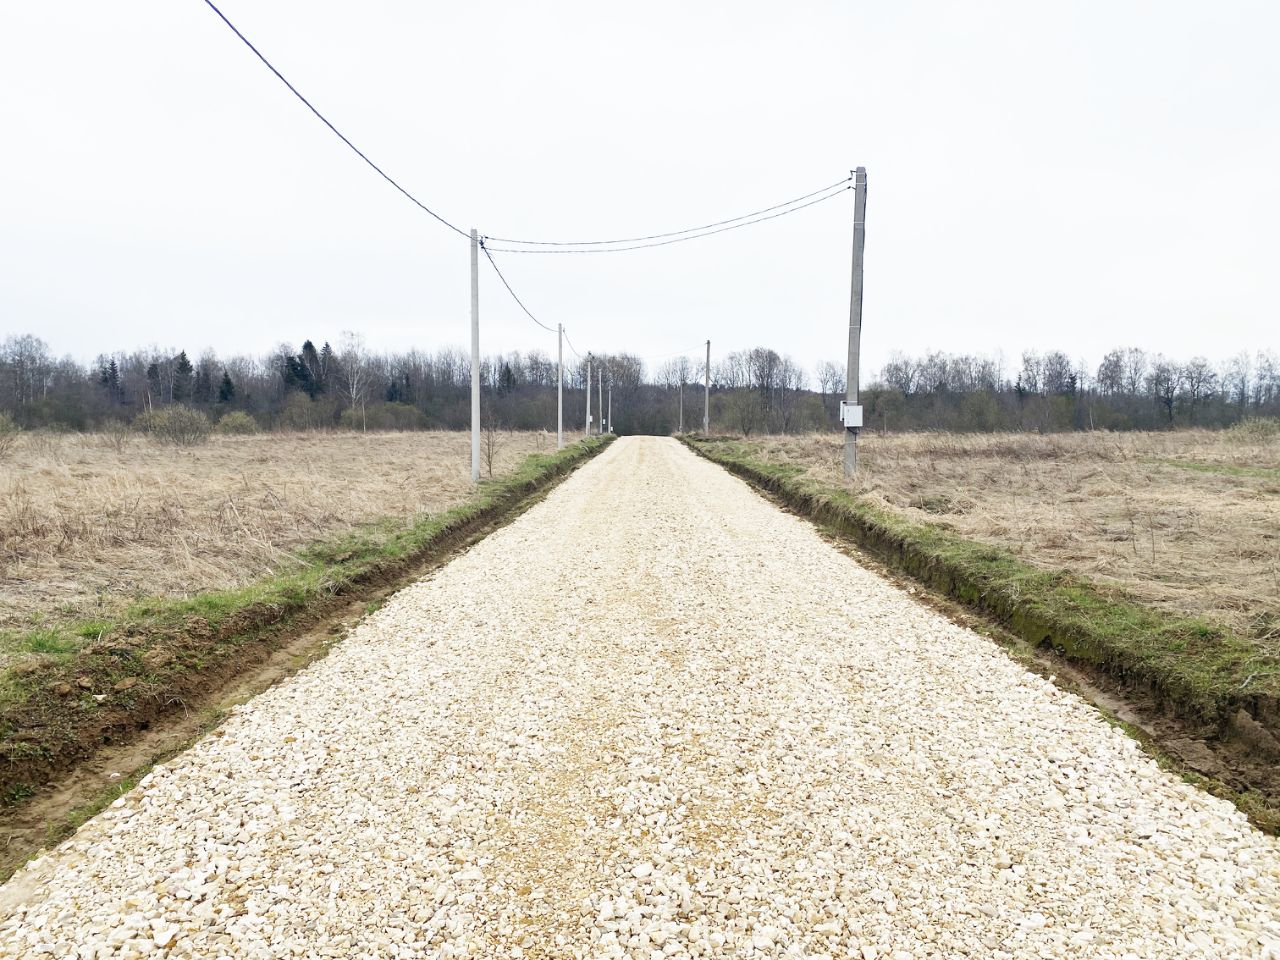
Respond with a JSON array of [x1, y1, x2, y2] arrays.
[[0, 333, 1276, 436]]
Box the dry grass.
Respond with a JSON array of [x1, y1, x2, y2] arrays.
[[1, 430, 551, 633], [741, 430, 1280, 637]]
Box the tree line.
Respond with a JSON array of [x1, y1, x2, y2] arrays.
[[863, 347, 1278, 432], [1, 332, 1275, 436]]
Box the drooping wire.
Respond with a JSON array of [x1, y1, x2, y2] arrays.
[[482, 185, 852, 254], [483, 176, 851, 247], [481, 245, 557, 333], [199, 0, 470, 239], [562, 329, 583, 359]]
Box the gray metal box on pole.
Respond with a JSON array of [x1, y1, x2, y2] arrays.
[[843, 169, 867, 477]]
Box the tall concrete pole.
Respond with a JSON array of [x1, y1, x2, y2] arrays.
[[556, 324, 564, 450], [597, 366, 603, 435], [678, 380, 683, 434], [470, 228, 480, 483], [584, 354, 592, 437], [843, 168, 867, 478], [607, 384, 612, 434], [703, 340, 710, 434]]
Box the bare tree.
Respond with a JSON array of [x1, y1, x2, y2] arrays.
[[815, 361, 845, 416], [1147, 357, 1183, 422], [1222, 352, 1252, 412], [338, 331, 372, 431], [1179, 357, 1218, 421]]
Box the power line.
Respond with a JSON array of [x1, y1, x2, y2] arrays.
[[481, 185, 852, 254], [198, 2, 851, 261], [199, 0, 469, 239], [562, 329, 583, 359], [480, 245, 557, 333], [484, 176, 851, 247]]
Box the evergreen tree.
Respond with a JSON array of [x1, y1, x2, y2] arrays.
[[146, 361, 162, 407], [173, 351, 194, 402], [319, 342, 336, 391], [95, 356, 121, 402], [217, 371, 236, 404], [300, 341, 325, 396], [282, 355, 317, 398]]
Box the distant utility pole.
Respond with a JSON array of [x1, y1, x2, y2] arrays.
[[607, 384, 612, 434], [678, 378, 684, 434], [584, 354, 592, 437], [843, 167, 867, 477], [557, 323, 564, 450], [597, 366, 604, 435], [470, 228, 480, 483], [703, 340, 710, 434]]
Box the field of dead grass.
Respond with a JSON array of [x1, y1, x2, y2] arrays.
[[740, 430, 1280, 638], [0, 430, 549, 639]]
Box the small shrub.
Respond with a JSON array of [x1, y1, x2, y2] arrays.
[[279, 393, 339, 431], [0, 412, 20, 458], [338, 402, 427, 431], [216, 411, 259, 435], [139, 406, 212, 447], [1226, 417, 1280, 442], [99, 419, 133, 454]]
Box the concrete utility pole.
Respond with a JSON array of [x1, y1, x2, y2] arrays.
[[607, 384, 612, 434], [843, 167, 867, 478], [584, 354, 592, 437], [597, 366, 604, 435], [469, 228, 480, 483], [556, 323, 564, 450], [703, 340, 710, 434], [678, 379, 683, 434]]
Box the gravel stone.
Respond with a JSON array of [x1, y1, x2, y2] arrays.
[[1, 437, 1278, 958]]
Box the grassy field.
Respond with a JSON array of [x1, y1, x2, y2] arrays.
[[736, 429, 1280, 639], [1, 430, 551, 653]]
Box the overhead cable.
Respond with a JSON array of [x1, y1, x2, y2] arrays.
[[562, 330, 583, 359], [483, 176, 851, 247], [199, 0, 470, 239], [481, 185, 852, 254], [480, 246, 557, 333]]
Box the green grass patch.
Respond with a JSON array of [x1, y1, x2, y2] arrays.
[[20, 630, 81, 658], [1153, 459, 1280, 480], [685, 437, 1280, 727]]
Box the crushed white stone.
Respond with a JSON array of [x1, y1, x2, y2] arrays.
[[2, 437, 1278, 959]]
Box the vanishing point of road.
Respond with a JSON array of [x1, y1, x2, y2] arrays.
[[3, 438, 1278, 958]]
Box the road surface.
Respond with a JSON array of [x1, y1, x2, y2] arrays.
[[3, 437, 1278, 958]]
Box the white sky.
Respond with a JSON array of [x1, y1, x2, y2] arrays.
[[1, 1, 1276, 377]]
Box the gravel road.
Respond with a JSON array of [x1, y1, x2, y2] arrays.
[[3, 437, 1278, 959]]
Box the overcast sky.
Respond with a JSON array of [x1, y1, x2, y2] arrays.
[[1, 1, 1276, 377]]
